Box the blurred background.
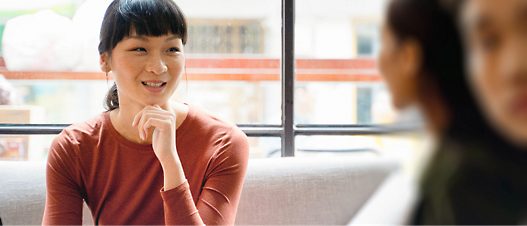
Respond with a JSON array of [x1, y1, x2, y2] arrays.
[[0, 0, 429, 175]]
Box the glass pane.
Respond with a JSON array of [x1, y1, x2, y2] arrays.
[[295, 133, 432, 176], [295, 0, 419, 125], [0, 135, 56, 161], [0, 0, 281, 125], [248, 137, 281, 158]]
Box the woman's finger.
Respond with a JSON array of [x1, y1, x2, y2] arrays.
[[133, 105, 175, 140], [132, 108, 147, 127], [141, 112, 165, 138], [143, 118, 169, 136]]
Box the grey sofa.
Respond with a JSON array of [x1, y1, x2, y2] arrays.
[[0, 156, 400, 225]]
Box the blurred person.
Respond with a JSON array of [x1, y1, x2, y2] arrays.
[[433, 0, 527, 223], [42, 0, 249, 225], [377, 0, 516, 224], [380, 0, 527, 224]]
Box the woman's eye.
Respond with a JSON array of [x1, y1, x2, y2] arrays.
[[168, 47, 180, 53], [479, 34, 500, 52], [131, 47, 146, 52]]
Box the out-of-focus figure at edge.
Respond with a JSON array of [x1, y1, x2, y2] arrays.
[[379, 0, 527, 224]]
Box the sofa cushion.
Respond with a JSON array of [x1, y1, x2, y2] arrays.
[[234, 157, 397, 225], [0, 156, 396, 225], [0, 161, 46, 225]]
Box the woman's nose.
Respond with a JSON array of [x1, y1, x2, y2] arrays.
[[145, 53, 168, 75]]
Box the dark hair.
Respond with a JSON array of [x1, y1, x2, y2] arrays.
[[386, 0, 485, 140], [99, 0, 188, 111]]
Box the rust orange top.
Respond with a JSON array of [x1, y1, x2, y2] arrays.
[[43, 104, 250, 225]]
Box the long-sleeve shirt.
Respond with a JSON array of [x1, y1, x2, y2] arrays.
[[43, 104, 250, 225]]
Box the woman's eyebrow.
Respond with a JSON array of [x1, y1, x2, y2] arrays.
[[126, 35, 149, 41], [165, 35, 180, 41]]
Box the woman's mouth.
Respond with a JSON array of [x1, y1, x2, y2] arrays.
[[142, 82, 166, 87], [142, 81, 167, 93]]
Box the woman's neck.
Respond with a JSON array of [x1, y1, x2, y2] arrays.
[[419, 91, 451, 139]]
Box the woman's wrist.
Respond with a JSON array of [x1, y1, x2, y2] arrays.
[[159, 151, 186, 190], [158, 149, 181, 169]]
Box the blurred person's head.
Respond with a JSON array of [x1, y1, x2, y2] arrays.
[[458, 0, 527, 148], [379, 0, 479, 136], [98, 0, 187, 111]]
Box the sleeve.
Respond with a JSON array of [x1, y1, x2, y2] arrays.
[[42, 131, 84, 225], [160, 126, 250, 225]]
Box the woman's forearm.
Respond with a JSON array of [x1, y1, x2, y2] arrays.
[[160, 154, 186, 191]]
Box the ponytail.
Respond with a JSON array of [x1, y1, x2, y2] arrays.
[[105, 83, 119, 111]]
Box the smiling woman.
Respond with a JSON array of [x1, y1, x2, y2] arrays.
[[42, 0, 250, 225]]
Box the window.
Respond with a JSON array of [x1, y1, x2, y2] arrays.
[[186, 19, 264, 54], [0, 0, 422, 161], [354, 21, 381, 57]]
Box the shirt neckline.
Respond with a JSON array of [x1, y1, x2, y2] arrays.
[[103, 103, 196, 151]]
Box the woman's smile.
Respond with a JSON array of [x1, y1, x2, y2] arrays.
[[142, 80, 168, 93]]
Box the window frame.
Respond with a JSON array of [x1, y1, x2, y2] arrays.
[[0, 0, 418, 157]]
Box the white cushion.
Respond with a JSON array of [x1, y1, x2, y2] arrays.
[[0, 161, 46, 225], [0, 157, 397, 225], [234, 157, 397, 225]]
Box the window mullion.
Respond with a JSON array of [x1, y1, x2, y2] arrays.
[[281, 0, 295, 157]]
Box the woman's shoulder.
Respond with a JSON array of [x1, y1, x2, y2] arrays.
[[184, 104, 249, 165], [182, 104, 248, 147], [49, 112, 109, 162], [183, 104, 241, 134], [52, 112, 109, 148]]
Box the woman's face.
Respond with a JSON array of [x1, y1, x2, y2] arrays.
[[461, 0, 527, 147], [378, 24, 419, 110], [102, 31, 185, 107]]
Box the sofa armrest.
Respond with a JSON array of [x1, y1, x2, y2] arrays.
[[347, 172, 418, 225]]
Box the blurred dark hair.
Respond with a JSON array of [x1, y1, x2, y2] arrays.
[[99, 0, 188, 111], [386, 0, 485, 140]]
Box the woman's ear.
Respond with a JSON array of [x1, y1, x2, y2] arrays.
[[100, 53, 111, 72], [400, 39, 423, 79]]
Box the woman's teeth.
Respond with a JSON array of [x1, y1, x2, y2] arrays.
[[143, 82, 164, 87]]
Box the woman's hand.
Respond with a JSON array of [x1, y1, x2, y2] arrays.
[[132, 105, 177, 163], [132, 105, 186, 190]]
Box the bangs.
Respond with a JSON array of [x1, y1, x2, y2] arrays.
[[99, 0, 187, 55], [119, 0, 186, 39]]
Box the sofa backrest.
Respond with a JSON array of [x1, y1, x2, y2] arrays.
[[234, 157, 397, 225], [0, 157, 396, 225], [0, 161, 47, 225]]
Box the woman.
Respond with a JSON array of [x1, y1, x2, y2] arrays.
[[445, 0, 527, 224], [378, 0, 504, 224], [381, 0, 527, 224], [43, 0, 250, 225]]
